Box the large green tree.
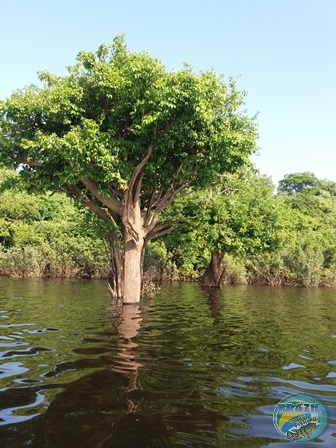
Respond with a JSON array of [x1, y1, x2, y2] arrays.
[[0, 35, 258, 303]]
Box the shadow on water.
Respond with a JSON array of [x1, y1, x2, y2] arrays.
[[0, 279, 336, 447]]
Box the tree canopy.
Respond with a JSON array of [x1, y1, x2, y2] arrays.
[[0, 35, 257, 199], [0, 35, 258, 302]]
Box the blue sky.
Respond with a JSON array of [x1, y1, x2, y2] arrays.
[[1, 0, 335, 186]]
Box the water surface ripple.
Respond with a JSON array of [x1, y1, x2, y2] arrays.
[[0, 278, 335, 447]]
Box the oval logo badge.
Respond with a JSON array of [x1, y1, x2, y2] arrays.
[[273, 393, 330, 442]]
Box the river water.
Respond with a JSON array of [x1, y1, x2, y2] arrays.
[[0, 277, 335, 447]]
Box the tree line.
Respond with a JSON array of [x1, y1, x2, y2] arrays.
[[1, 167, 335, 288], [160, 170, 336, 288], [0, 167, 110, 278]]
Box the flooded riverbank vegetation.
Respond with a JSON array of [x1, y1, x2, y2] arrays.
[[0, 37, 335, 294], [0, 167, 335, 287], [0, 168, 110, 279], [0, 36, 258, 303], [162, 170, 336, 288]]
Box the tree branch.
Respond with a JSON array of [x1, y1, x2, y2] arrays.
[[65, 183, 113, 226], [146, 220, 179, 241], [127, 144, 153, 206], [121, 145, 153, 242], [143, 189, 161, 226], [133, 172, 144, 206], [80, 176, 122, 215], [145, 182, 186, 236], [19, 159, 44, 168]]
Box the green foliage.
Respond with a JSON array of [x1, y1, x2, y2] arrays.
[[276, 174, 336, 286], [0, 34, 257, 206], [163, 170, 289, 276], [278, 172, 320, 195], [0, 35, 334, 290], [221, 254, 248, 284], [162, 170, 336, 287], [278, 171, 336, 197], [0, 35, 259, 302], [0, 166, 335, 288], [0, 168, 109, 278]]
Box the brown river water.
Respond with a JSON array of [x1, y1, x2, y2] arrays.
[[0, 277, 335, 447]]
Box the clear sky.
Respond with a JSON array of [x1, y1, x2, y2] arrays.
[[1, 0, 335, 186]]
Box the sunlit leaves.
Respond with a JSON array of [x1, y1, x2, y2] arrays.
[[0, 34, 258, 205]]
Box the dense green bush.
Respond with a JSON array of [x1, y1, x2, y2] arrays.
[[0, 168, 110, 278]]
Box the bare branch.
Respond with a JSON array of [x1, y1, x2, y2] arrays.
[[110, 186, 124, 200], [133, 172, 144, 206], [19, 159, 43, 168], [121, 145, 153, 242], [145, 183, 186, 236], [80, 176, 122, 215], [143, 189, 160, 226], [146, 220, 179, 241]]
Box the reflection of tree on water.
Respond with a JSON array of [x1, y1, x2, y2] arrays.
[[107, 304, 169, 448], [112, 304, 143, 413], [203, 287, 223, 324]]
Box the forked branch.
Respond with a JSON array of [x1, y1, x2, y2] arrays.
[[145, 182, 186, 236], [122, 145, 153, 241], [146, 220, 179, 241], [127, 145, 153, 206]]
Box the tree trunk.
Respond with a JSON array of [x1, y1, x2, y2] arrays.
[[123, 232, 145, 304], [201, 252, 224, 288], [73, 146, 182, 305], [109, 231, 146, 304], [108, 231, 124, 299]]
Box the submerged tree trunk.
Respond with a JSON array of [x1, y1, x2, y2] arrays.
[[108, 229, 146, 304], [108, 234, 146, 304], [71, 146, 181, 305], [108, 232, 124, 299], [123, 233, 145, 304], [201, 252, 225, 288]]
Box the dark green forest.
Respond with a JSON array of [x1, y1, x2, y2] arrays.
[[1, 167, 335, 287]]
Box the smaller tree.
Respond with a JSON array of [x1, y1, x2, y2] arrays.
[[164, 170, 289, 287], [278, 172, 321, 195]]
